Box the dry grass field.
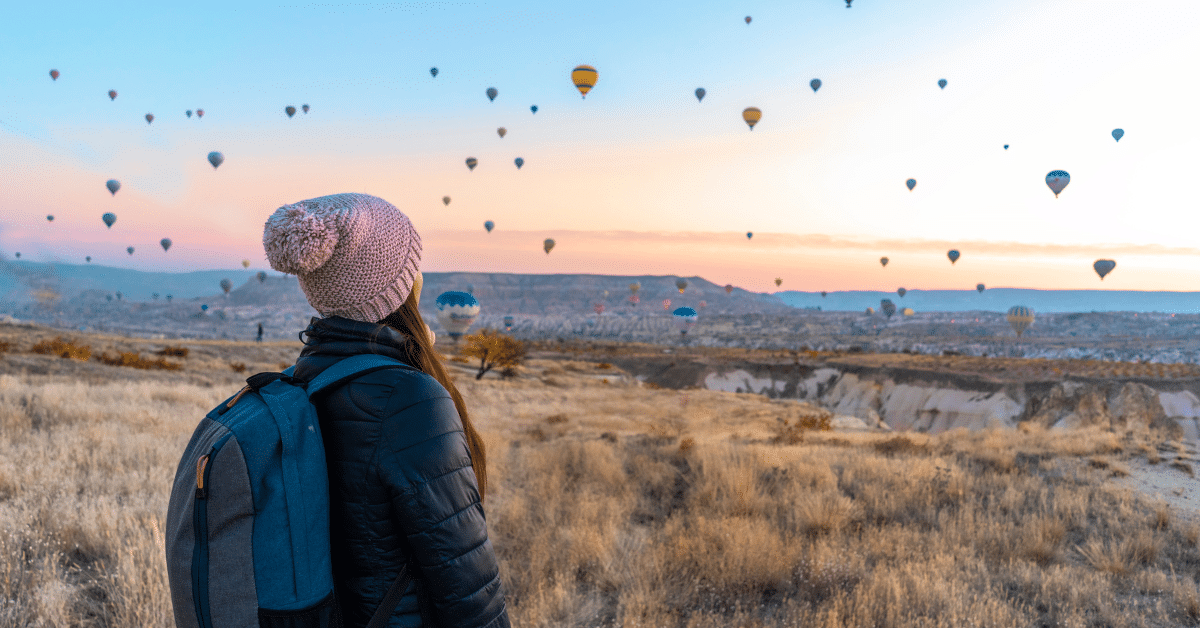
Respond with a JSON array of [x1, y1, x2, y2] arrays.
[[1, 323, 1199, 627]]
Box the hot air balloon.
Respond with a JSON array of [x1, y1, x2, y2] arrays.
[[810, 78, 821, 92], [187, 110, 193, 118], [160, 238, 172, 252], [251, 271, 264, 284], [497, 127, 507, 138], [285, 106, 296, 118], [242, 259, 250, 269], [630, 282, 641, 295], [938, 79, 947, 89], [49, 69, 60, 81], [744, 16, 751, 24], [1112, 128, 1124, 142], [430, 67, 438, 78], [976, 283, 985, 293], [1093, 259, 1116, 280], [102, 212, 116, 228], [897, 287, 906, 298], [152, 293, 159, 300], [1003, 144, 1009, 150], [628, 295, 640, 306], [207, 151, 224, 169], [466, 157, 478, 171], [1046, 170, 1070, 197], [106, 179, 120, 195], [196, 109, 204, 118], [1007, 306, 1034, 337], [724, 284, 733, 294], [845, 0, 853, 6], [442, 196, 451, 206], [820, 291, 827, 297], [145, 113, 154, 124], [46, 215, 53, 222], [220, 278, 233, 294], [746, 232, 753, 240], [880, 299, 896, 319], [572, 65, 598, 98], [115, 291, 122, 300], [201, 304, 208, 311], [865, 307, 874, 315], [880, 257, 889, 267], [435, 291, 480, 342], [775, 278, 782, 287], [484, 220, 494, 233], [530, 105, 538, 114], [695, 88, 706, 102], [514, 157, 524, 169], [486, 87, 498, 102], [699, 300, 707, 308], [676, 278, 688, 294], [948, 249, 960, 264], [673, 307, 698, 335], [166, 294, 172, 302], [503, 315, 514, 330], [662, 299, 672, 311], [902, 308, 914, 316], [13, 253, 19, 259], [108, 90, 117, 101], [127, 246, 135, 255], [543, 238, 555, 254], [302, 104, 310, 114], [742, 107, 761, 130], [594, 303, 605, 315], [906, 178, 916, 191], [86, 256, 91, 263]]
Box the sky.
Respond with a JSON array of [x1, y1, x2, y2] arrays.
[[1, 0, 1198, 293]]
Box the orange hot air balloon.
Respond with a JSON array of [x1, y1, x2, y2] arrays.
[[774, 277, 782, 287], [108, 90, 117, 100], [742, 107, 761, 130], [571, 65, 598, 98]]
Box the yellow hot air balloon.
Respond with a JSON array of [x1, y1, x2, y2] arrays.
[[242, 259, 250, 268], [742, 107, 761, 130], [571, 65, 598, 99]]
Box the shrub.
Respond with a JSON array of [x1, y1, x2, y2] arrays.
[[770, 411, 833, 445], [229, 362, 247, 373], [545, 414, 568, 425], [31, 336, 91, 361], [460, 329, 526, 380], [0, 340, 11, 354], [596, 362, 613, 369], [155, 345, 189, 358], [96, 352, 182, 370]]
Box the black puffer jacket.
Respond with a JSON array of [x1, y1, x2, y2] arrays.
[[292, 316, 510, 628]]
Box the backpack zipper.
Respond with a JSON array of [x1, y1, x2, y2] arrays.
[[192, 434, 232, 628]]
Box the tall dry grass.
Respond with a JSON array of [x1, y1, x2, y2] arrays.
[[1, 338, 1198, 627]]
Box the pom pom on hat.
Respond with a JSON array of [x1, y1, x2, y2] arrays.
[[263, 202, 340, 274]]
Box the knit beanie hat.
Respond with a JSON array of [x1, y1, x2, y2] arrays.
[[262, 193, 422, 323]]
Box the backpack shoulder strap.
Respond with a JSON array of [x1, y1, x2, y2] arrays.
[[305, 354, 414, 398], [366, 564, 414, 628]]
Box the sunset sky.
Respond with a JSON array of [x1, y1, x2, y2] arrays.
[[2, 0, 1198, 293]]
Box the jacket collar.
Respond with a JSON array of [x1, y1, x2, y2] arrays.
[[292, 316, 414, 380]]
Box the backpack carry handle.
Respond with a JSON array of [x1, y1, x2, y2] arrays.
[[304, 354, 415, 397]]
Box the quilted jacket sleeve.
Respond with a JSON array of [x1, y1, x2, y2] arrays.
[[373, 376, 510, 628]]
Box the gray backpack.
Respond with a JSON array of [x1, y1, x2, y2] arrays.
[[166, 354, 415, 628]]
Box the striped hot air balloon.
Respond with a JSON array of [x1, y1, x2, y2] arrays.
[[1007, 306, 1034, 337], [435, 291, 480, 342], [742, 107, 761, 130], [572, 65, 598, 98], [1046, 170, 1070, 197]]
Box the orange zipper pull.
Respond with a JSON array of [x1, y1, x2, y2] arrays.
[[196, 455, 210, 498]]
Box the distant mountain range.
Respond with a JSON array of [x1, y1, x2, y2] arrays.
[[4, 260, 1199, 314]]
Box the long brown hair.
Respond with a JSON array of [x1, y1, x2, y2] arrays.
[[377, 290, 488, 502]]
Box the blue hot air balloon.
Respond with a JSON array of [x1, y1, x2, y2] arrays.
[[947, 249, 960, 264], [1112, 128, 1124, 142], [514, 157, 524, 169], [435, 291, 480, 342], [695, 87, 706, 102], [106, 179, 120, 195], [127, 246, 134, 255], [430, 67, 438, 78], [1045, 170, 1070, 197], [160, 238, 172, 252], [504, 315, 514, 331], [906, 178, 916, 191], [530, 105, 538, 114], [746, 232, 753, 240], [1093, 259, 1116, 280], [938, 79, 947, 89], [46, 215, 54, 222], [1004, 144, 1009, 150], [102, 212, 116, 228], [207, 151, 224, 169], [86, 256, 91, 263], [810, 78, 821, 92], [486, 87, 498, 102], [672, 306, 698, 336], [880, 299, 896, 319], [201, 304, 209, 311], [976, 283, 985, 293], [484, 220, 494, 233]]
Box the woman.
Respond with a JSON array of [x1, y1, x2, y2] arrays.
[[263, 193, 510, 628]]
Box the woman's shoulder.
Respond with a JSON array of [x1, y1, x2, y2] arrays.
[[353, 363, 451, 408]]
